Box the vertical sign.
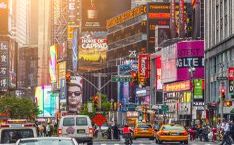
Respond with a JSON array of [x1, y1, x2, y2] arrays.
[[138, 54, 150, 80], [229, 80, 234, 93], [193, 79, 203, 100], [170, 0, 176, 38], [0, 41, 9, 91], [72, 29, 78, 72], [179, 0, 185, 37], [228, 67, 234, 80], [0, 0, 8, 35]]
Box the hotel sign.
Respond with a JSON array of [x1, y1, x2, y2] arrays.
[[163, 80, 191, 92]]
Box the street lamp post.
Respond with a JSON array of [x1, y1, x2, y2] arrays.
[[188, 66, 195, 125]]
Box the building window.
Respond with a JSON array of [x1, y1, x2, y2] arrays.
[[229, 0, 232, 35]]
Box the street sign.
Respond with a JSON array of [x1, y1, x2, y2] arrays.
[[92, 113, 107, 127], [217, 77, 228, 80], [229, 80, 234, 93], [111, 75, 132, 82], [161, 104, 169, 113]]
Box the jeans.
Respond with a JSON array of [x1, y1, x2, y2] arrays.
[[220, 131, 230, 145]]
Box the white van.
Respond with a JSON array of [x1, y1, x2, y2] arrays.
[[0, 123, 38, 144], [58, 115, 93, 145]]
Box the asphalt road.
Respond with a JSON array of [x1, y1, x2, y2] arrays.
[[89, 138, 219, 145]]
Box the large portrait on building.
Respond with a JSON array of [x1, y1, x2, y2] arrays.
[[67, 76, 83, 113], [78, 31, 107, 72]]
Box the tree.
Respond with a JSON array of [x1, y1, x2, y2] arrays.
[[0, 96, 41, 120]]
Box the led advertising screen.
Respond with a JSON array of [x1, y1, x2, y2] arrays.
[[81, 0, 131, 31], [49, 45, 57, 83], [67, 76, 83, 113], [119, 82, 129, 112], [176, 40, 204, 81], [0, 0, 8, 35], [35, 86, 59, 118], [72, 29, 78, 72], [78, 31, 107, 72], [0, 41, 9, 91], [155, 56, 162, 90], [161, 43, 177, 83]]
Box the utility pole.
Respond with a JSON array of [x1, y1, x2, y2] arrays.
[[219, 63, 224, 121]]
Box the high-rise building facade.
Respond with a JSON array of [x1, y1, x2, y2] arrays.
[[205, 0, 234, 120]]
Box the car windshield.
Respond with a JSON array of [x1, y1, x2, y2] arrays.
[[138, 124, 151, 129], [18, 139, 75, 145], [76, 117, 88, 126], [0, 129, 34, 143], [162, 125, 185, 131]]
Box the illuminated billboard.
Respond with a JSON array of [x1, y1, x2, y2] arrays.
[[49, 45, 57, 83], [176, 40, 204, 81], [138, 54, 150, 80], [81, 0, 131, 31], [35, 86, 59, 117], [78, 31, 107, 72], [0, 0, 8, 35], [155, 56, 162, 90]]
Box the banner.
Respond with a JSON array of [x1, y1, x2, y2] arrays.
[[0, 41, 9, 91], [67, 76, 83, 113], [228, 67, 234, 80], [193, 79, 203, 100], [138, 54, 150, 79]]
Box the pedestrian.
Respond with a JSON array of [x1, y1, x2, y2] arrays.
[[112, 123, 120, 140], [46, 123, 51, 137], [220, 120, 230, 145], [42, 123, 46, 137]]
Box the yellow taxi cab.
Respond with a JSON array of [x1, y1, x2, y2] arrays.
[[155, 124, 188, 144], [133, 123, 154, 140]]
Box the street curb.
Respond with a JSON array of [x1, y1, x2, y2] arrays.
[[93, 139, 121, 142]]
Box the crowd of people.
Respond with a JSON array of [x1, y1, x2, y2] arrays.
[[35, 121, 56, 137], [188, 119, 234, 144]]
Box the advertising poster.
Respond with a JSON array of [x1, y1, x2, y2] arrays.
[[57, 42, 67, 61], [0, 0, 8, 35], [72, 29, 78, 72], [59, 79, 67, 111], [35, 86, 59, 117], [138, 54, 150, 80], [161, 43, 177, 83], [81, 0, 131, 31], [176, 40, 204, 81], [67, 76, 83, 113], [49, 45, 57, 83], [78, 31, 107, 72], [119, 82, 129, 112], [0, 41, 9, 91], [193, 79, 203, 100], [155, 56, 162, 90]]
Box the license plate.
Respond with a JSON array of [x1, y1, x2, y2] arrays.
[[171, 133, 178, 135], [77, 129, 85, 133]]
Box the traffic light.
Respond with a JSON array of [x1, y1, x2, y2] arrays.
[[66, 71, 71, 82], [224, 100, 232, 107], [131, 71, 137, 81], [221, 88, 225, 99], [93, 96, 99, 108]]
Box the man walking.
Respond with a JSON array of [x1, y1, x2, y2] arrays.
[[220, 120, 230, 145]]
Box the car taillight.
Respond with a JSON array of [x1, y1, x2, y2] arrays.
[[182, 131, 188, 136], [134, 128, 140, 132], [23, 124, 34, 127], [0, 124, 10, 128], [159, 131, 165, 135], [88, 127, 93, 135], [58, 128, 62, 136]]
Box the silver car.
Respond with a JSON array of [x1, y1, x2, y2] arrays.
[[15, 137, 78, 145]]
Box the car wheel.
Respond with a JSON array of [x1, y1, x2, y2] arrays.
[[87, 141, 93, 145], [183, 140, 188, 144]]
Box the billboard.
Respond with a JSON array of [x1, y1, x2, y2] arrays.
[[67, 76, 83, 113], [161, 43, 177, 83], [138, 54, 150, 80], [72, 29, 78, 72], [57, 42, 67, 61], [0, 0, 8, 35], [82, 0, 131, 31], [49, 45, 57, 83], [176, 40, 204, 81], [193, 79, 203, 100], [35, 85, 59, 117], [78, 31, 107, 72], [155, 56, 162, 90], [0, 41, 9, 91]]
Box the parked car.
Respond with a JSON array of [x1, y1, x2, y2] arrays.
[[58, 115, 93, 145], [15, 137, 78, 145]]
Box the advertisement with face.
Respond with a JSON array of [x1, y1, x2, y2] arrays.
[[78, 31, 107, 72], [67, 76, 83, 113], [176, 40, 204, 81]]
